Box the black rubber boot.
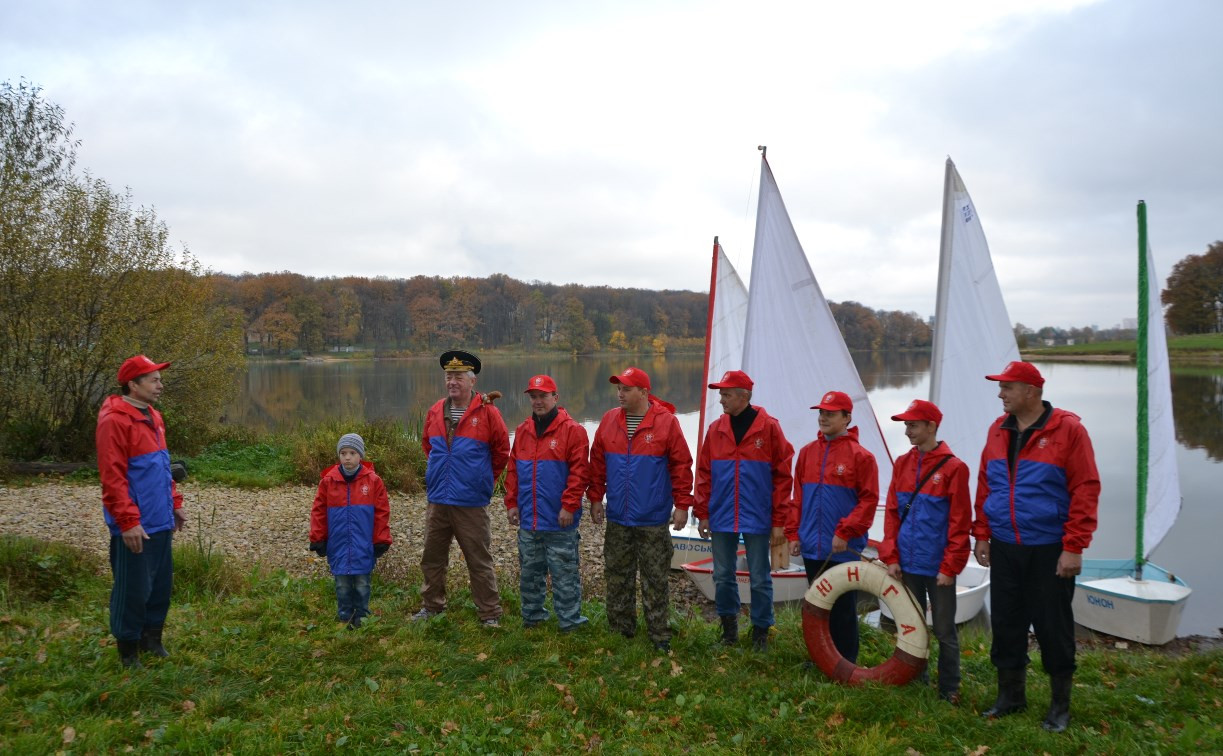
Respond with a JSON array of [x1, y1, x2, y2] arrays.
[[1041, 674, 1073, 733], [982, 667, 1027, 719], [117, 640, 142, 669], [751, 625, 769, 652], [140, 626, 169, 657], [719, 615, 739, 646]]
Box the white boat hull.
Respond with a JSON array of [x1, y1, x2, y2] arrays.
[[670, 526, 716, 570], [1073, 559, 1191, 645], [681, 551, 809, 604], [879, 556, 991, 626]]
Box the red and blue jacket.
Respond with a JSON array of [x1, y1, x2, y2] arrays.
[[96, 395, 182, 537], [787, 427, 879, 563], [309, 461, 392, 576], [973, 404, 1100, 552], [422, 393, 510, 508], [505, 408, 590, 532], [694, 406, 793, 536], [879, 441, 972, 578], [588, 402, 694, 527]]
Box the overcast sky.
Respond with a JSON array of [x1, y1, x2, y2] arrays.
[[4, 0, 1220, 328]]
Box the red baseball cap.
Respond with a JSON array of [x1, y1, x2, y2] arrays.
[[609, 367, 651, 390], [811, 390, 853, 412], [985, 360, 1045, 388], [523, 374, 558, 394], [891, 399, 943, 425], [117, 355, 170, 385], [708, 370, 753, 391]]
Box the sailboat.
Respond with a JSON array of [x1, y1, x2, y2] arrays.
[[671, 237, 748, 569], [1071, 200, 1191, 645], [682, 149, 891, 600], [881, 158, 1004, 626]]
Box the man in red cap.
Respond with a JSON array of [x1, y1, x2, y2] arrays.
[[878, 399, 971, 704], [504, 375, 591, 632], [694, 370, 793, 651], [96, 355, 185, 669], [588, 366, 693, 652], [787, 390, 879, 664], [974, 361, 1099, 732]]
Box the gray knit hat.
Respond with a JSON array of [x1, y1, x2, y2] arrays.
[[337, 433, 365, 458]]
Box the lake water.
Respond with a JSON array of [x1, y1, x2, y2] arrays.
[[226, 354, 1223, 637]]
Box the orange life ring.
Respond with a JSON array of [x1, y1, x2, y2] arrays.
[[801, 559, 929, 685]]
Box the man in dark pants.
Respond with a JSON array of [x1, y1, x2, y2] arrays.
[[96, 355, 186, 669], [973, 361, 1100, 732]]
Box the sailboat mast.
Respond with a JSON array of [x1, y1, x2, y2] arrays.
[[1136, 201, 1150, 580], [929, 158, 957, 401], [696, 236, 720, 460]]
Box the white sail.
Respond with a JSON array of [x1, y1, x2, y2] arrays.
[[1142, 244, 1181, 556], [929, 159, 1020, 485], [699, 241, 749, 445], [742, 157, 893, 483]]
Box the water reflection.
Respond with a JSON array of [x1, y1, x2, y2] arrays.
[[1172, 372, 1223, 461]]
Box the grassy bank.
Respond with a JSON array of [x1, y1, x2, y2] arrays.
[[1, 536, 1219, 753], [1025, 332, 1223, 363]]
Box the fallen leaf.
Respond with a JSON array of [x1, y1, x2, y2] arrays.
[[476, 652, 488, 662], [826, 712, 845, 727], [35, 647, 47, 664], [967, 746, 990, 756], [62, 726, 76, 744], [441, 721, 459, 735], [670, 660, 683, 677], [181, 700, 196, 713]]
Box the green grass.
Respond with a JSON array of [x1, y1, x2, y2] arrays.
[[1025, 332, 1223, 358], [1, 539, 1220, 753]]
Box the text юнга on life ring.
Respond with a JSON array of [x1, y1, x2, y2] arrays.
[[801, 559, 929, 686]]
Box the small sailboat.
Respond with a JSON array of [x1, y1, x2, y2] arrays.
[[1072, 201, 1191, 645], [682, 550, 810, 605], [671, 237, 748, 569]]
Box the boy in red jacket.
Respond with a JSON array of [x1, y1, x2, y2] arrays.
[[879, 400, 971, 704], [309, 433, 392, 628]]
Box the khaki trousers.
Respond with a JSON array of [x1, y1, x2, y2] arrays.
[[420, 503, 502, 620]]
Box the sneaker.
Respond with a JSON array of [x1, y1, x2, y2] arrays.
[[940, 691, 961, 706], [652, 640, 671, 653], [523, 619, 542, 629], [481, 617, 501, 628], [751, 625, 769, 652], [410, 608, 441, 622]]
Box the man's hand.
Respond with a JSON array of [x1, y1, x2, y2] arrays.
[[1056, 550, 1082, 578], [697, 518, 711, 539], [506, 507, 520, 527], [831, 535, 848, 554], [122, 524, 149, 554], [936, 571, 955, 587], [973, 539, 990, 568], [173, 508, 187, 532], [770, 527, 785, 548], [886, 563, 903, 580], [671, 508, 688, 531], [373, 543, 390, 559], [309, 540, 327, 556], [789, 540, 800, 557], [590, 500, 604, 525], [557, 508, 573, 528]]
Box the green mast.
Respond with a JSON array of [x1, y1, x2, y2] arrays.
[[1135, 201, 1149, 580]]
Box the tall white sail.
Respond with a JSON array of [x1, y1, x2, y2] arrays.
[[698, 240, 749, 451], [742, 156, 892, 482], [930, 158, 1020, 485], [1141, 238, 1181, 556]]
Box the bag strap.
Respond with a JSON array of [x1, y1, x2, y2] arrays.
[[898, 454, 952, 523]]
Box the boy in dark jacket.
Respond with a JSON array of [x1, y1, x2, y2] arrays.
[[309, 433, 392, 628]]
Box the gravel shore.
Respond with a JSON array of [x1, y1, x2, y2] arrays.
[[0, 481, 713, 618]]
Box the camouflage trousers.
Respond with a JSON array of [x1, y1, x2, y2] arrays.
[[518, 528, 588, 631], [604, 521, 671, 644]]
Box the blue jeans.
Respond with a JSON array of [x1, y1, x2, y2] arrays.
[[519, 528, 588, 630], [335, 573, 371, 622], [711, 531, 773, 629]]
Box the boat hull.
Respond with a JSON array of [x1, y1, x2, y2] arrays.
[[1073, 559, 1191, 645], [879, 556, 991, 626], [681, 551, 809, 604], [670, 527, 716, 570]]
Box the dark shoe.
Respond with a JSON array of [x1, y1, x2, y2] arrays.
[[618, 629, 636, 640], [346, 615, 362, 630], [983, 667, 1028, 719], [719, 615, 739, 646], [751, 625, 769, 652], [1041, 674, 1073, 733], [940, 690, 961, 706], [523, 619, 542, 629], [410, 608, 442, 622], [480, 617, 500, 628], [117, 639, 142, 669], [652, 640, 671, 653], [139, 626, 169, 657]]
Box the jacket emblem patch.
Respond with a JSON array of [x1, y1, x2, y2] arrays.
[[471, 417, 479, 426], [549, 439, 558, 449], [835, 463, 845, 476], [1038, 437, 1047, 448], [931, 473, 942, 485], [361, 484, 370, 495], [645, 432, 654, 443], [754, 438, 764, 448]]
